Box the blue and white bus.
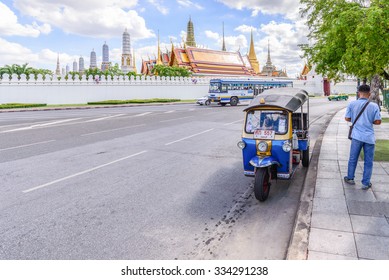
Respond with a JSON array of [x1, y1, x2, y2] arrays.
[[208, 78, 293, 106]]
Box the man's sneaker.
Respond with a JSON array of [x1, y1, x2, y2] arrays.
[[362, 183, 372, 190], [344, 176, 355, 185]]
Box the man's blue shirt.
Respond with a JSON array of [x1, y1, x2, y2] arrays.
[[345, 98, 381, 144]]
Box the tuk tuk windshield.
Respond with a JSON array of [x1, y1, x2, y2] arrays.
[[245, 110, 288, 135]]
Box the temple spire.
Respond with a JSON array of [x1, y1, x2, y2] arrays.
[[248, 29, 259, 74], [170, 39, 175, 61], [186, 16, 196, 47], [156, 30, 163, 65], [222, 22, 226, 51], [248, 29, 257, 60], [266, 39, 272, 66], [55, 53, 61, 75], [133, 50, 137, 73]]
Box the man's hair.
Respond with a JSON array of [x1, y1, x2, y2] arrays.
[[358, 84, 370, 93]]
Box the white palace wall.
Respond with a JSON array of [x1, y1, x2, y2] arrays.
[[0, 74, 210, 105], [0, 74, 358, 105]]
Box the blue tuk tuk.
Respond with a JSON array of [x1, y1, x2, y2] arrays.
[[237, 88, 310, 201]]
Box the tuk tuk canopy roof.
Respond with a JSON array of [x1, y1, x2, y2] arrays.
[[244, 88, 309, 112]]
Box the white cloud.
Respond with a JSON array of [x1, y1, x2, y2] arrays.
[[0, 38, 38, 65], [225, 35, 247, 51], [205, 30, 220, 40], [13, 0, 154, 39], [251, 9, 259, 17], [0, 2, 51, 37], [256, 20, 309, 77], [205, 31, 247, 52], [147, 0, 169, 15], [234, 25, 257, 33], [177, 0, 204, 10], [0, 38, 83, 70], [217, 0, 301, 20], [180, 31, 187, 43]]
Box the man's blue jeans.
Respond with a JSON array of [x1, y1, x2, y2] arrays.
[[347, 138, 375, 186]]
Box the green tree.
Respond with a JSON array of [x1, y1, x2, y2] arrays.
[[30, 68, 53, 79], [300, 0, 389, 104], [84, 68, 102, 79], [107, 63, 124, 76], [0, 63, 52, 79], [126, 71, 139, 78], [151, 64, 192, 77], [0, 63, 34, 78], [65, 71, 79, 80]]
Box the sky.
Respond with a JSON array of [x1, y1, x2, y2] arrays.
[[0, 0, 309, 78]]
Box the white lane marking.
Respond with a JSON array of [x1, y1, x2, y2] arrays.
[[81, 124, 146, 136], [85, 114, 125, 122], [22, 150, 148, 193], [2, 118, 82, 132], [165, 129, 214, 146], [134, 112, 152, 117], [0, 121, 43, 129], [164, 110, 175, 114], [159, 116, 192, 123], [0, 140, 56, 152], [223, 119, 243, 126]]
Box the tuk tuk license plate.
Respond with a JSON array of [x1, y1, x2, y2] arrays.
[[254, 130, 275, 139]]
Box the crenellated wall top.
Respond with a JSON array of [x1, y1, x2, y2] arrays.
[[0, 74, 212, 86]]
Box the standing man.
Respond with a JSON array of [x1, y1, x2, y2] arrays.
[[344, 85, 381, 189]]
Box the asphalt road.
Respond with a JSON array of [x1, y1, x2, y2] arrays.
[[0, 98, 348, 259]]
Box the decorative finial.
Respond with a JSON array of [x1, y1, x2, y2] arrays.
[[222, 22, 226, 51]]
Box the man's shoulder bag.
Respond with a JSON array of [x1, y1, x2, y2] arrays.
[[348, 101, 370, 140]]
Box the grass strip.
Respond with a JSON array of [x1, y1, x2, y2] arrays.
[[87, 98, 181, 105], [361, 140, 389, 162], [0, 103, 47, 109]]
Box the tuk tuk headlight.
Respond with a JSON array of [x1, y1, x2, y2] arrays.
[[282, 140, 292, 152], [258, 141, 268, 152], [237, 141, 246, 150]]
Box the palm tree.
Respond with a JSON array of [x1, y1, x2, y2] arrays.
[[0, 63, 34, 78]]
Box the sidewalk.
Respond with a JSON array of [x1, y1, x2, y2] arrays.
[[307, 108, 389, 260]]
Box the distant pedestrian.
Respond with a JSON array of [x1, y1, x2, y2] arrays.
[[344, 84, 381, 189]]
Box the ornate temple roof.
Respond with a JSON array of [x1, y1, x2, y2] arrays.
[[141, 46, 254, 76], [182, 47, 252, 76], [139, 18, 287, 77]]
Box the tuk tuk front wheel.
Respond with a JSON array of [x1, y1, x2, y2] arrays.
[[302, 147, 310, 167], [254, 168, 271, 202]]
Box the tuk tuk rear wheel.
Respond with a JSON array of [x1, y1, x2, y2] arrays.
[[302, 147, 310, 167], [254, 168, 271, 202]]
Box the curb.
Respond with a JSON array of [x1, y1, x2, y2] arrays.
[[0, 102, 195, 113], [286, 110, 339, 260]]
